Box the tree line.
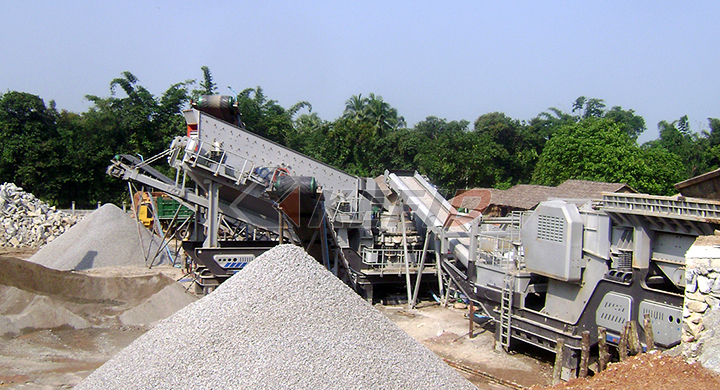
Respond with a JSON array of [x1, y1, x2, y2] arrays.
[[1, 68, 718, 208]]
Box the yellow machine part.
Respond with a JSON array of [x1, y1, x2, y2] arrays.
[[137, 204, 154, 228], [134, 192, 155, 229]]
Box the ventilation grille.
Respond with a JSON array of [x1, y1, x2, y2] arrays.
[[596, 293, 632, 334], [598, 301, 628, 328], [639, 301, 682, 347], [537, 214, 565, 243]]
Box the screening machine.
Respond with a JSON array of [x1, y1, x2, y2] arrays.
[[107, 95, 720, 380], [107, 96, 440, 300]]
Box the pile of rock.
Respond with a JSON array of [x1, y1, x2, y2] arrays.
[[682, 236, 720, 374], [0, 183, 78, 248], [28, 203, 170, 271], [76, 245, 476, 390]]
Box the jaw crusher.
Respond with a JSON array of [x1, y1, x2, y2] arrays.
[[441, 194, 720, 379], [107, 96, 720, 380]]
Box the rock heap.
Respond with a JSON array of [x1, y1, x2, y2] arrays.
[[682, 235, 720, 374], [28, 203, 170, 271], [0, 183, 78, 248], [76, 245, 476, 390]]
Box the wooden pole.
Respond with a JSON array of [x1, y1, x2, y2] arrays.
[[598, 327, 609, 372], [629, 320, 642, 355], [579, 331, 591, 378], [619, 321, 630, 361], [552, 338, 565, 385], [644, 313, 655, 351]]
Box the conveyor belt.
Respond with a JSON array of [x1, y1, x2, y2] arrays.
[[385, 171, 467, 232]]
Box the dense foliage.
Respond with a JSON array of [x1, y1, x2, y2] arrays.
[[1, 71, 718, 207]]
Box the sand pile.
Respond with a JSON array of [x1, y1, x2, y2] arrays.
[[0, 284, 90, 335], [27, 203, 170, 271], [0, 256, 196, 336], [77, 245, 476, 390]]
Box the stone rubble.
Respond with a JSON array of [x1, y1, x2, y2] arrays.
[[0, 183, 78, 248], [682, 240, 720, 374]]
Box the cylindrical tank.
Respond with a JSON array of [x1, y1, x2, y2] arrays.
[[271, 175, 318, 200]]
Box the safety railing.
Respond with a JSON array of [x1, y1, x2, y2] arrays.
[[182, 140, 259, 186], [361, 247, 435, 269], [474, 233, 516, 268], [328, 191, 363, 223]]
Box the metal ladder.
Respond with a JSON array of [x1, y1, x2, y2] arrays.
[[498, 272, 514, 351]]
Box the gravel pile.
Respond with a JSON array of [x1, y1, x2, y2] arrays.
[[27, 203, 169, 271], [76, 245, 475, 390], [0, 183, 78, 248]]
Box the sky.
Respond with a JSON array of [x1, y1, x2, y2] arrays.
[[2, 1, 718, 143]]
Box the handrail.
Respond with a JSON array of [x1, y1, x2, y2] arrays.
[[182, 140, 258, 186], [361, 247, 435, 267]]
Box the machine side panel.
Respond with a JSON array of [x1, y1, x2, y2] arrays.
[[192, 110, 359, 192], [522, 201, 584, 282]]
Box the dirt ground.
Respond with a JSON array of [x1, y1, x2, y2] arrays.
[[535, 350, 720, 390], [378, 302, 553, 389], [0, 248, 193, 389]]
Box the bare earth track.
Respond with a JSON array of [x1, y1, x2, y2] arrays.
[[535, 351, 720, 390]]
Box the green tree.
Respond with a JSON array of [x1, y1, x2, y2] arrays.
[[52, 110, 128, 207], [342, 93, 405, 138], [191, 66, 218, 99], [704, 118, 720, 169], [572, 96, 606, 119], [343, 94, 368, 122], [0, 91, 59, 198], [533, 117, 682, 195], [85, 71, 191, 157], [604, 106, 646, 140], [235, 86, 310, 145], [472, 112, 532, 187], [413, 118, 488, 193], [645, 116, 709, 178]]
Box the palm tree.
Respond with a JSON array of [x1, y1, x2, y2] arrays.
[[343, 94, 368, 121], [365, 93, 405, 136], [110, 71, 140, 96]]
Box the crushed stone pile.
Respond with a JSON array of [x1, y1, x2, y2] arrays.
[[76, 245, 476, 390], [118, 283, 198, 327], [27, 203, 170, 271], [0, 183, 78, 248]]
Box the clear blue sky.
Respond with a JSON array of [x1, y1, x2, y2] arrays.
[[2, 1, 718, 143]]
